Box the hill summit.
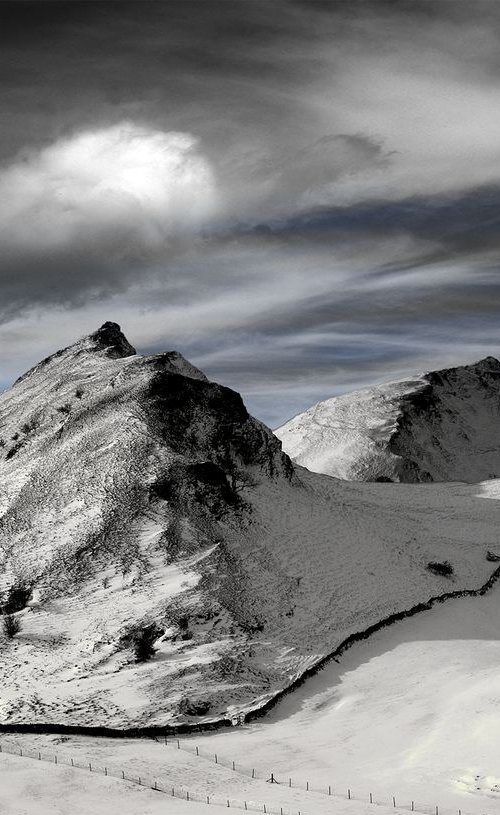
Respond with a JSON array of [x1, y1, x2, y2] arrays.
[[276, 357, 500, 482]]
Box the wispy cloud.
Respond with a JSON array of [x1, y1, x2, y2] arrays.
[[1, 0, 500, 425]]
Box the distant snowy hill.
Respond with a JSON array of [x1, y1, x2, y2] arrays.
[[0, 325, 499, 729], [276, 357, 500, 482]]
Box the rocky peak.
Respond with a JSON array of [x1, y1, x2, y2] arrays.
[[88, 321, 136, 358], [14, 321, 136, 385]]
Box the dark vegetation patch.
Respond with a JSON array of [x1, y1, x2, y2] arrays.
[[120, 623, 164, 663], [2, 614, 21, 639], [5, 440, 24, 459], [178, 697, 211, 717], [21, 416, 40, 435], [165, 607, 194, 641], [1, 582, 32, 614], [427, 560, 454, 577]]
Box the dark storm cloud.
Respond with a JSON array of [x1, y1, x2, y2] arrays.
[[2, 0, 500, 425]]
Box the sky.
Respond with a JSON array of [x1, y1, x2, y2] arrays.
[[1, 0, 500, 427]]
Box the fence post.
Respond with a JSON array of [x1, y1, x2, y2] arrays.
[[172, 787, 175, 797], [122, 770, 125, 779], [245, 803, 247, 811], [104, 767, 107, 776], [207, 796, 210, 805], [348, 788, 351, 799], [411, 801, 414, 811], [71, 758, 74, 767], [89, 762, 92, 772], [232, 760, 235, 771], [306, 781, 309, 791], [215, 753, 218, 764], [227, 799, 230, 808], [177, 739, 180, 749], [263, 806, 266, 814], [138, 777, 141, 786], [196, 746, 199, 756], [54, 755, 57, 765], [393, 796, 396, 808], [187, 792, 190, 801], [20, 748, 22, 757], [164, 735, 167, 745], [329, 785, 331, 796], [436, 807, 439, 815], [252, 768, 255, 778], [370, 793, 373, 804], [38, 752, 41, 761]]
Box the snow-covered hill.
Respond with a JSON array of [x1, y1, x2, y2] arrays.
[[0, 325, 499, 729], [275, 357, 500, 482]]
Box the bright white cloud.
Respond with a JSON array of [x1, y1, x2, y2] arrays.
[[0, 122, 217, 255]]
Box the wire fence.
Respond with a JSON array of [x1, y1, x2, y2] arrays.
[[0, 733, 496, 815], [156, 735, 496, 815], [0, 739, 305, 815]]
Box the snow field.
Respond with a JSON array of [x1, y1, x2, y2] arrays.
[[0, 734, 422, 815], [0, 751, 230, 815], [178, 582, 500, 815], [2, 523, 500, 815]]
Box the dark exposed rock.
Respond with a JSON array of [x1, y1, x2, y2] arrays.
[[89, 322, 136, 358], [388, 357, 500, 482], [147, 371, 293, 480]]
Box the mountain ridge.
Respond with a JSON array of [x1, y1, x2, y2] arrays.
[[276, 356, 500, 482]]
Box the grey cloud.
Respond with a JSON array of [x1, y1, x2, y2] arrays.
[[2, 0, 500, 428]]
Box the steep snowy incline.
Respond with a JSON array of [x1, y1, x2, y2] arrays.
[[0, 325, 499, 729], [276, 357, 500, 482]]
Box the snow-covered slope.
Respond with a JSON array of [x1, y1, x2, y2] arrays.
[[0, 325, 499, 729], [276, 357, 500, 482]]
